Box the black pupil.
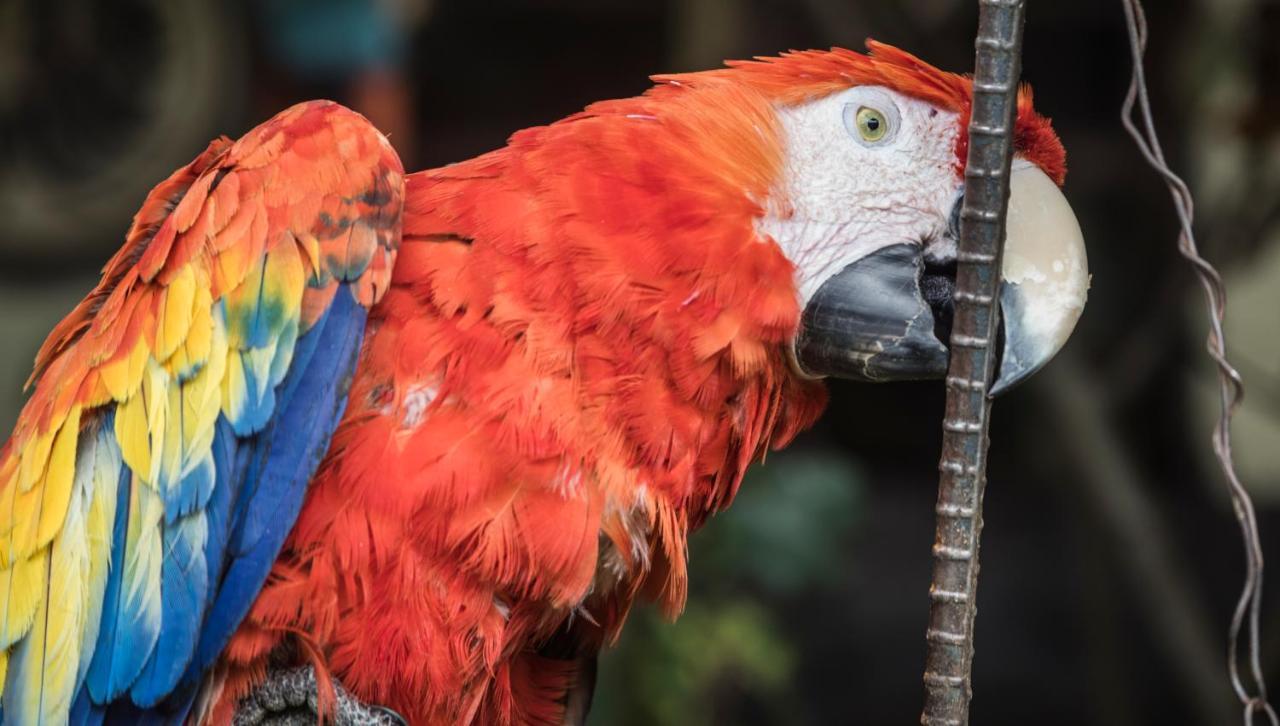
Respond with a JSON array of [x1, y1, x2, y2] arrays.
[[866, 116, 880, 131]]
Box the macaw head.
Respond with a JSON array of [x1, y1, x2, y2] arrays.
[[650, 41, 1087, 393]]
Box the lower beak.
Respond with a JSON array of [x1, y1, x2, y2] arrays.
[[793, 163, 1088, 395]]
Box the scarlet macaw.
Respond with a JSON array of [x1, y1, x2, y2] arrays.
[[0, 43, 1086, 725]]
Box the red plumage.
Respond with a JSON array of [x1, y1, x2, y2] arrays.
[[216, 42, 1063, 724]]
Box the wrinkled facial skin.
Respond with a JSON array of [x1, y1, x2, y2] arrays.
[[760, 85, 962, 306]]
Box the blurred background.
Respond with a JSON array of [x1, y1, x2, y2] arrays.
[[1, 0, 1278, 724]]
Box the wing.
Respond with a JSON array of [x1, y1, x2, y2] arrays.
[[0, 100, 403, 724]]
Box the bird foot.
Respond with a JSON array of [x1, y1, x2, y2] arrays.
[[233, 666, 406, 726]]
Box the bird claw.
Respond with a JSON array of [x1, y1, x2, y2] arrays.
[[233, 666, 407, 726]]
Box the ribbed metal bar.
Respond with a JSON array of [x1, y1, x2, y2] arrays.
[[919, 2, 1026, 725]]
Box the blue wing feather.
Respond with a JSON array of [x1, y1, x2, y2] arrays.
[[186, 288, 367, 682], [161, 451, 215, 527], [129, 512, 208, 706], [70, 685, 104, 726], [200, 419, 242, 618], [167, 419, 240, 697], [83, 467, 136, 703], [224, 289, 338, 559]]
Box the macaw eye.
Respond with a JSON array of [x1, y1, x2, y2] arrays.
[[854, 107, 889, 142], [842, 98, 899, 147]]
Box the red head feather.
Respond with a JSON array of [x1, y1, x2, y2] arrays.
[[651, 39, 1067, 185]]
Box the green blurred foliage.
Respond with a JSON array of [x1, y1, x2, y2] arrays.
[[592, 449, 865, 726]]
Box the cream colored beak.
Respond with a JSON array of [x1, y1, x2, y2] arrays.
[[991, 161, 1089, 394]]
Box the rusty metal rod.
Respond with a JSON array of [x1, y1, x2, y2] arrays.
[[920, 2, 1026, 724]]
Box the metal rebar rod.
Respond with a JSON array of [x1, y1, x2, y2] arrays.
[[920, 2, 1026, 725]]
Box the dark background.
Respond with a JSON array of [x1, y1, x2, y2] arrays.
[[2, 1, 1279, 724]]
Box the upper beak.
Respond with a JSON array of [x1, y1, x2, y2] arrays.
[[793, 163, 1088, 395]]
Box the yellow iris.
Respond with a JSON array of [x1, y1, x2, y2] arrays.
[[855, 107, 889, 142]]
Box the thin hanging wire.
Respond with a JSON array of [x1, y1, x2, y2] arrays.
[[1119, 2, 1276, 723]]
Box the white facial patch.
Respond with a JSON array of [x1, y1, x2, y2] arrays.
[[758, 86, 963, 304]]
